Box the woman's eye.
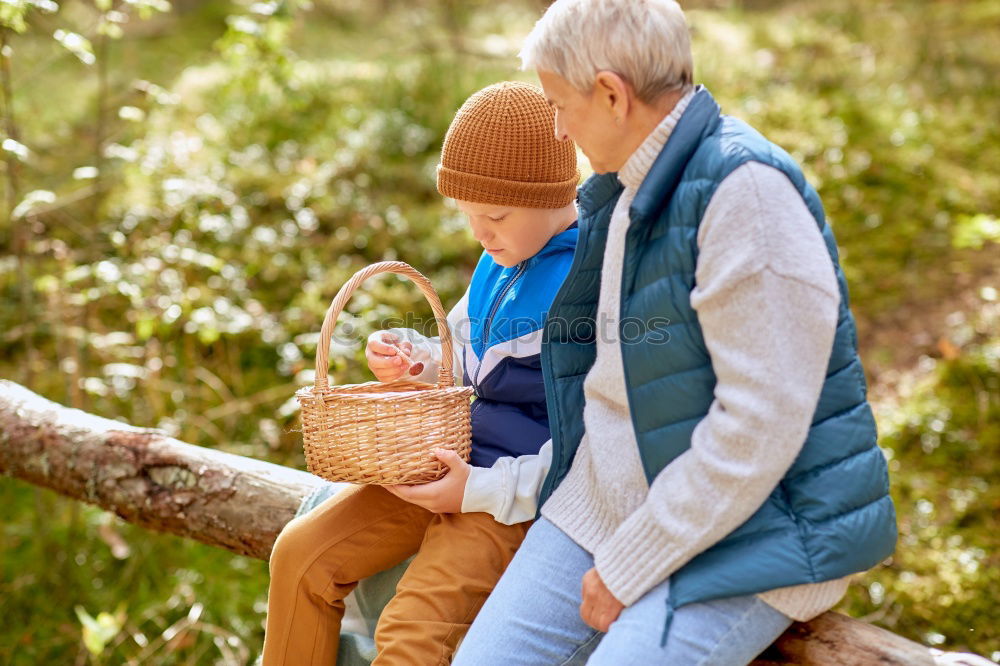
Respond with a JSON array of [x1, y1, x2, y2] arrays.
[[489, 215, 507, 222]]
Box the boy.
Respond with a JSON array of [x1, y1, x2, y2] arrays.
[[261, 81, 579, 665]]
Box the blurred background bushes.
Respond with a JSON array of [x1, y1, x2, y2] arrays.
[[1, 0, 997, 663]]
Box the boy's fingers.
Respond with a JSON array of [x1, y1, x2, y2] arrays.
[[368, 352, 407, 370], [385, 483, 408, 494], [369, 354, 402, 368], [402, 484, 433, 500], [379, 332, 400, 345], [368, 340, 400, 356], [386, 484, 430, 501], [434, 448, 463, 469], [367, 357, 393, 371]]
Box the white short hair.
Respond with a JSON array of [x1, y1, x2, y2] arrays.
[[520, 0, 693, 104]]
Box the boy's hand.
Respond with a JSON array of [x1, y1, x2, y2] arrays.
[[384, 449, 470, 513], [365, 332, 422, 382]]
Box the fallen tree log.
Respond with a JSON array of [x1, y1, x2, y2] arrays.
[[0, 379, 322, 559], [0, 379, 993, 666]]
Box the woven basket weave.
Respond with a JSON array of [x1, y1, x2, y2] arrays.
[[296, 261, 474, 485]]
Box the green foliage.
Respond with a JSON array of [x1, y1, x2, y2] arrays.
[[1, 0, 998, 663], [841, 304, 1000, 655], [53, 28, 96, 64], [0, 0, 57, 34], [953, 214, 1000, 250], [2, 483, 266, 664], [692, 0, 999, 321], [75, 603, 126, 657]]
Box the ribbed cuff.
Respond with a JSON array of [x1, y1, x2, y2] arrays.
[[593, 506, 678, 607], [539, 451, 624, 557]]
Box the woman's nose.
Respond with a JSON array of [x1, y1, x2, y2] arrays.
[[554, 112, 570, 142]]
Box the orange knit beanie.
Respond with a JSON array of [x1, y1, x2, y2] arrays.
[[437, 81, 579, 209]]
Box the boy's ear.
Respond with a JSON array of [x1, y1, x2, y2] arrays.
[[593, 71, 632, 120]]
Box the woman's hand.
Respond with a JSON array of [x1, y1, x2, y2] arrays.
[[384, 449, 470, 513], [365, 331, 422, 382], [580, 568, 625, 632]]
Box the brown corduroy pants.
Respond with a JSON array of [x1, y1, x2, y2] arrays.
[[260, 484, 531, 666]]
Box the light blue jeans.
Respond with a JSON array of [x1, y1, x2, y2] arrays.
[[452, 517, 793, 666]]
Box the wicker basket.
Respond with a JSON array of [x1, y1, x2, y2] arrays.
[[296, 261, 474, 485]]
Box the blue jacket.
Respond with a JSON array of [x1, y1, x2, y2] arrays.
[[402, 225, 578, 468], [537, 88, 896, 627], [463, 225, 578, 467]]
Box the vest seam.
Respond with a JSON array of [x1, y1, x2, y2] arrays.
[[785, 440, 878, 484], [825, 351, 860, 377], [697, 521, 798, 550], [628, 271, 696, 291], [798, 492, 892, 526], [629, 363, 714, 393], [810, 399, 867, 429], [694, 494, 888, 550], [634, 412, 704, 436]]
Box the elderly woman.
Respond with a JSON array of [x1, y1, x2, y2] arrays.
[[451, 0, 897, 664]]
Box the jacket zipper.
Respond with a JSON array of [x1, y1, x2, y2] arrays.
[[472, 261, 528, 397]]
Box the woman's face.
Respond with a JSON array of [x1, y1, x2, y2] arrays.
[[455, 200, 572, 268], [538, 69, 630, 174]]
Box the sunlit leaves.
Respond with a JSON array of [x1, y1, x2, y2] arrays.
[[1, 137, 29, 160], [226, 15, 264, 37], [74, 603, 126, 656], [952, 214, 1000, 250], [11, 189, 55, 219], [118, 105, 145, 122], [73, 165, 100, 179], [692, 1, 1000, 323], [52, 29, 95, 65], [97, 10, 127, 40], [0, 0, 57, 33], [123, 0, 171, 19]]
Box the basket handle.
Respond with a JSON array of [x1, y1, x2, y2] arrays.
[[314, 261, 458, 392]]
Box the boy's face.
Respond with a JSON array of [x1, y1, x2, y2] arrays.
[[455, 200, 573, 267]]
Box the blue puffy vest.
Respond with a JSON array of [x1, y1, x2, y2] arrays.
[[538, 88, 897, 619]]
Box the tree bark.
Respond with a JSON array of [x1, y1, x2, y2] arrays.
[[0, 380, 993, 666], [756, 611, 992, 665], [0, 379, 324, 560]]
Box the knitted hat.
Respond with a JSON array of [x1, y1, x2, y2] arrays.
[[437, 81, 579, 209]]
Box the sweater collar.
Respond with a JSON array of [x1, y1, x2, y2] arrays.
[[619, 88, 696, 191], [630, 86, 723, 226]]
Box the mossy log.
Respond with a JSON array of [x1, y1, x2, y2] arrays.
[[0, 379, 320, 559], [0, 380, 993, 666]]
